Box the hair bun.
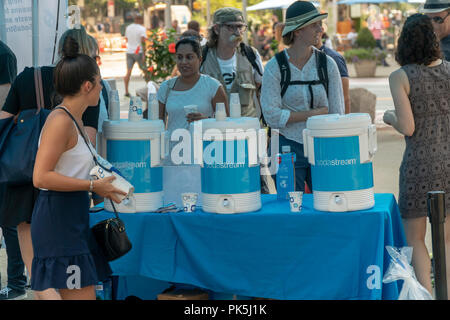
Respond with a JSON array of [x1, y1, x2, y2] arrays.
[[62, 36, 79, 59]]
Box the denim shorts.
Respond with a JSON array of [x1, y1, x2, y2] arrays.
[[126, 53, 144, 70]]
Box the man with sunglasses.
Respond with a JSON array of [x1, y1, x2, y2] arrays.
[[201, 7, 264, 118], [421, 0, 450, 61]]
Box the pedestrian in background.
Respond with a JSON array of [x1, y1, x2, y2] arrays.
[[420, 0, 450, 61], [124, 14, 147, 97], [187, 20, 207, 46], [0, 40, 28, 301], [383, 13, 450, 294]]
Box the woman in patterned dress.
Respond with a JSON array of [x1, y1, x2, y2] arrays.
[[383, 13, 450, 294]]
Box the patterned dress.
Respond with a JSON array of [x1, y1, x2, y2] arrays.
[[398, 61, 450, 218]]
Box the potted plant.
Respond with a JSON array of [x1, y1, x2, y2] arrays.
[[343, 28, 387, 77], [143, 29, 177, 83]]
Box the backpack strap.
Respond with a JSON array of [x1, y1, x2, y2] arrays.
[[239, 43, 263, 77], [316, 49, 329, 98], [200, 45, 209, 69], [275, 51, 291, 98]]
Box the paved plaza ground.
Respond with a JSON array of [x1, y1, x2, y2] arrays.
[[0, 53, 436, 299]]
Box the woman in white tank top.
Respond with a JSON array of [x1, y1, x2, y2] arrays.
[[31, 37, 126, 300]]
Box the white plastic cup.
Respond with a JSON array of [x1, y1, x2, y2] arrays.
[[89, 166, 135, 202], [128, 96, 143, 121], [182, 192, 198, 212], [108, 90, 120, 120], [230, 93, 241, 118], [215, 102, 226, 121], [288, 191, 303, 212], [148, 93, 159, 120]]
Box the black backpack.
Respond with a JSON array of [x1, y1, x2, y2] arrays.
[[275, 49, 328, 109], [200, 43, 263, 77]]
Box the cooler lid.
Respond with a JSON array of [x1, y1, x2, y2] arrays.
[[196, 117, 260, 132], [103, 119, 165, 134], [306, 113, 371, 130]]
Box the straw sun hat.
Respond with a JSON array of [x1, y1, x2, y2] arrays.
[[282, 1, 328, 37], [419, 0, 450, 14]]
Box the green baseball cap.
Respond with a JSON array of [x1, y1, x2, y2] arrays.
[[213, 7, 245, 24]]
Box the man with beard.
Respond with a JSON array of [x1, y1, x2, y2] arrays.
[[200, 8, 264, 118]]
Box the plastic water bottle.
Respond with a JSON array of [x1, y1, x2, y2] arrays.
[[230, 93, 241, 118], [276, 145, 296, 201], [95, 279, 112, 300], [109, 90, 120, 120]]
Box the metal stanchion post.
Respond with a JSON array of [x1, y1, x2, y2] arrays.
[[427, 191, 448, 300]]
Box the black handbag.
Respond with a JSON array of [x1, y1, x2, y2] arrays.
[[55, 106, 132, 262], [91, 200, 132, 261], [0, 68, 51, 185]]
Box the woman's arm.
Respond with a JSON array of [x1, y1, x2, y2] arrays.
[[33, 112, 126, 202], [159, 101, 166, 124], [211, 85, 229, 115], [385, 68, 414, 136], [0, 110, 14, 119], [286, 107, 328, 124], [187, 84, 229, 123]]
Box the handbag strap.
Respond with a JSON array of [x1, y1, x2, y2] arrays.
[[54, 106, 98, 165], [33, 67, 44, 115], [55, 106, 120, 220]]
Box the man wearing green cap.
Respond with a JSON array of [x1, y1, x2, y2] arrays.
[[200, 7, 264, 118]]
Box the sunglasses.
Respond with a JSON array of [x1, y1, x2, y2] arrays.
[[222, 23, 248, 32], [431, 12, 450, 24]]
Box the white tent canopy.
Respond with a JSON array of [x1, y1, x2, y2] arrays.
[[247, 0, 320, 11], [0, 0, 67, 72]]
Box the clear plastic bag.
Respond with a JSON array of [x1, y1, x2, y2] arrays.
[[382, 246, 433, 300]]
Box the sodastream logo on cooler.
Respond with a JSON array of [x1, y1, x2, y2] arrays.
[[316, 158, 357, 166], [112, 161, 147, 169]]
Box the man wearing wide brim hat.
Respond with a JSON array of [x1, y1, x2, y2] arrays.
[[420, 0, 450, 60], [281, 1, 328, 38]]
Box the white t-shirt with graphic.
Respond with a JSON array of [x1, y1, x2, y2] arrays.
[[216, 50, 264, 91], [125, 23, 147, 54]]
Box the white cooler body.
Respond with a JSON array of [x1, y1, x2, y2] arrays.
[[102, 119, 167, 213], [193, 117, 263, 214], [303, 113, 377, 212]]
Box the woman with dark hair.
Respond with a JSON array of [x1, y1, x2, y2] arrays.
[[31, 37, 126, 300], [157, 36, 228, 164], [0, 26, 101, 299], [383, 13, 450, 294]]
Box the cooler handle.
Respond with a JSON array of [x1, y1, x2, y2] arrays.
[[368, 125, 377, 157], [160, 131, 169, 160]]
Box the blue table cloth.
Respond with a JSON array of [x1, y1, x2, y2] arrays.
[[90, 193, 407, 300]]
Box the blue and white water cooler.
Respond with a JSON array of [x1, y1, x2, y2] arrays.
[[193, 108, 262, 214], [303, 113, 377, 212], [101, 119, 167, 213]]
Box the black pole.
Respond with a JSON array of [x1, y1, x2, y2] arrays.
[[427, 191, 448, 300]]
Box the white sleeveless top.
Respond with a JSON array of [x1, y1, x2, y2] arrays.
[[38, 107, 95, 181]]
